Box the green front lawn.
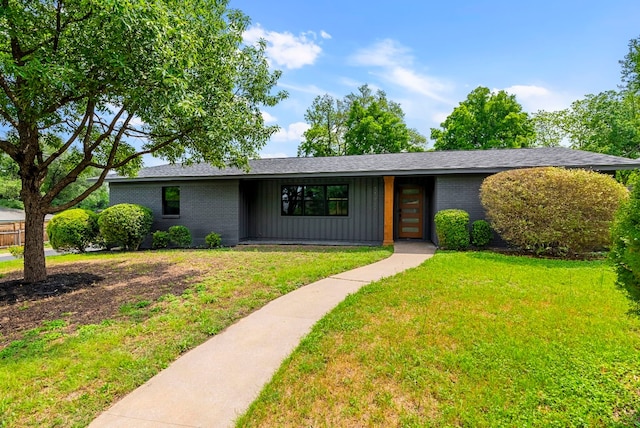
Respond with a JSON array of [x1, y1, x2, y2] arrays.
[[239, 252, 640, 427], [0, 246, 392, 427]]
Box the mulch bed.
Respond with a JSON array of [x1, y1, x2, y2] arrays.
[[0, 257, 198, 347]]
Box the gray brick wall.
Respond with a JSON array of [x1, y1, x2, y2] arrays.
[[432, 174, 492, 244], [109, 180, 240, 247]]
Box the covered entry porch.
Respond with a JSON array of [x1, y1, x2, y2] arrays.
[[382, 176, 435, 245]]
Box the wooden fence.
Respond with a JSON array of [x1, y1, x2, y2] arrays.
[[0, 221, 49, 248]]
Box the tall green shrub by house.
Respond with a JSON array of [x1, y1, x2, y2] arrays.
[[610, 183, 640, 290], [434, 209, 470, 250], [98, 204, 153, 250], [480, 167, 628, 255], [47, 208, 99, 253]]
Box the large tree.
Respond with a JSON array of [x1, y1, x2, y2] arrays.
[[431, 86, 534, 150], [0, 0, 285, 282], [297, 85, 425, 157], [537, 91, 640, 158]]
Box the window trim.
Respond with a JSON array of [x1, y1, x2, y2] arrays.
[[162, 186, 180, 217], [281, 184, 349, 217]]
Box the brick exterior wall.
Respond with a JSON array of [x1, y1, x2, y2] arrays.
[[109, 180, 240, 247], [431, 174, 491, 244]]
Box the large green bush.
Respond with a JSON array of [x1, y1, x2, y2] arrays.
[[98, 204, 153, 250], [47, 208, 99, 252], [434, 209, 470, 250], [480, 167, 628, 255], [610, 184, 640, 291]]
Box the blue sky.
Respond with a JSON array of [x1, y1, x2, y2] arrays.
[[229, 0, 640, 159]]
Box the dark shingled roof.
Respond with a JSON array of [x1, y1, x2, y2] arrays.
[[106, 147, 640, 182]]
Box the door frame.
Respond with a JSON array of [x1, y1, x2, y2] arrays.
[[395, 184, 425, 240]]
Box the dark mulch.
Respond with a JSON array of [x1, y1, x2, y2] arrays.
[[0, 273, 104, 304], [0, 256, 200, 347]]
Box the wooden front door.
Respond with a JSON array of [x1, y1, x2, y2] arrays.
[[397, 185, 423, 239]]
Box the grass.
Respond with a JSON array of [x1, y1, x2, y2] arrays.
[[238, 251, 640, 427], [0, 246, 392, 427]]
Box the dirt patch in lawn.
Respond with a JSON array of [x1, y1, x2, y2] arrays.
[[0, 253, 201, 347]]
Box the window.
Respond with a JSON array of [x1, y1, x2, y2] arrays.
[[281, 184, 348, 216], [162, 186, 180, 216]]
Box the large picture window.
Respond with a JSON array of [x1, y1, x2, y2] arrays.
[[162, 186, 180, 216], [281, 184, 348, 216]]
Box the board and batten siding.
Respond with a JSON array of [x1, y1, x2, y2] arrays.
[[241, 177, 384, 244], [109, 180, 240, 246]]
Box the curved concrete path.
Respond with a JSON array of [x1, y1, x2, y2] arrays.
[[90, 242, 435, 428]]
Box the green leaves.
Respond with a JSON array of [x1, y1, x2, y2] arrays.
[[298, 85, 426, 157], [480, 167, 629, 255], [431, 86, 534, 151]]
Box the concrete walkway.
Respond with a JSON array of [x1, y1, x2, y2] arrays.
[[90, 242, 436, 428]]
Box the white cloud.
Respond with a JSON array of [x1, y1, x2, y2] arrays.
[[320, 30, 332, 39], [260, 152, 290, 159], [501, 84, 573, 113], [279, 82, 327, 95], [272, 121, 310, 142], [350, 39, 453, 104], [243, 25, 323, 70], [261, 111, 277, 123]]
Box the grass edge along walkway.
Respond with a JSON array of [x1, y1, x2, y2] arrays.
[[0, 246, 393, 427], [89, 242, 434, 427], [237, 251, 640, 427]]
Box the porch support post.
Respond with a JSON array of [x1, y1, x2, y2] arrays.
[[383, 176, 395, 246]]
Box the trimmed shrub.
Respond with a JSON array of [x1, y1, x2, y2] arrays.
[[434, 209, 470, 250], [98, 204, 153, 250], [610, 184, 640, 291], [205, 232, 222, 248], [480, 167, 628, 255], [168, 225, 192, 248], [47, 208, 99, 252], [152, 230, 170, 249], [471, 219, 493, 248]]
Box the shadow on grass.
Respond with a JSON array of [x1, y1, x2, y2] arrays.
[[464, 250, 607, 269]]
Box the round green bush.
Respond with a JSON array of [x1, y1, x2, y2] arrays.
[[610, 184, 640, 291], [434, 209, 470, 250], [98, 204, 153, 250], [152, 230, 170, 249], [480, 167, 629, 255], [47, 208, 99, 253], [205, 232, 222, 248], [168, 225, 192, 248], [471, 219, 493, 248]]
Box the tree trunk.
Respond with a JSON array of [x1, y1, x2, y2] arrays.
[[22, 188, 47, 283]]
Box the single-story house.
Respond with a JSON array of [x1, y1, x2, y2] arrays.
[[106, 147, 640, 247]]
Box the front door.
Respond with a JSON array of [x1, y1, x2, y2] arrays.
[[397, 185, 423, 239]]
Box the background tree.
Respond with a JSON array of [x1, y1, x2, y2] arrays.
[[297, 94, 346, 157], [0, 0, 285, 282], [431, 86, 535, 150], [298, 85, 425, 156], [539, 92, 640, 158]]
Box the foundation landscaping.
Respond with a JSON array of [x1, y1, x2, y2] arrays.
[[1, 167, 639, 426]]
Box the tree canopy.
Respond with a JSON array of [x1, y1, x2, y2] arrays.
[[0, 0, 286, 281], [430, 86, 535, 151], [532, 91, 640, 159], [297, 85, 425, 157]]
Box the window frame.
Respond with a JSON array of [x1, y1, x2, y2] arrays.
[[162, 186, 181, 217], [281, 184, 349, 217]]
